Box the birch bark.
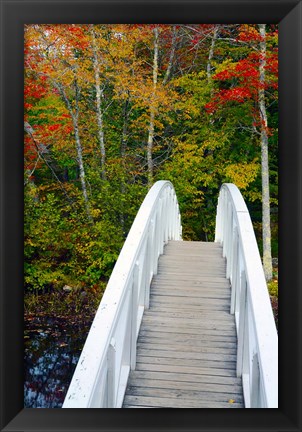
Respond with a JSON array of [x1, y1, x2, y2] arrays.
[[162, 26, 177, 86], [147, 26, 159, 188], [258, 24, 272, 281], [207, 25, 219, 89], [54, 79, 93, 222], [90, 25, 106, 180]]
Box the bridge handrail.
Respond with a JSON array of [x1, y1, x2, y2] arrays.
[[63, 181, 182, 408], [215, 183, 278, 408]]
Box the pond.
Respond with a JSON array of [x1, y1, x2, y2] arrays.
[[24, 316, 92, 408]]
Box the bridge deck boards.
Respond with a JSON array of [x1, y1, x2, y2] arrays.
[[122, 240, 244, 408]]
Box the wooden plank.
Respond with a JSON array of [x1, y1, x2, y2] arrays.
[[143, 309, 234, 322], [151, 284, 230, 292], [151, 285, 230, 293], [123, 395, 242, 408], [150, 290, 230, 300], [123, 405, 155, 408], [137, 335, 237, 353], [157, 268, 227, 276], [128, 370, 242, 386], [153, 278, 229, 285], [150, 293, 230, 303], [125, 386, 243, 404], [128, 379, 237, 400], [139, 329, 237, 342], [136, 356, 236, 371], [153, 274, 230, 283], [141, 316, 235, 330], [141, 313, 235, 325], [159, 258, 225, 263], [161, 253, 224, 259], [149, 296, 230, 307], [153, 286, 229, 293], [139, 325, 236, 338], [148, 305, 231, 313], [159, 258, 225, 265], [136, 348, 237, 362], [150, 289, 231, 299], [166, 241, 222, 247], [127, 377, 243, 394], [135, 362, 237, 377], [136, 341, 236, 355], [159, 253, 223, 259], [158, 254, 226, 264], [149, 301, 230, 311], [149, 303, 230, 312], [144, 307, 233, 318]]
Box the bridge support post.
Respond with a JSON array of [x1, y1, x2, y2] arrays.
[[251, 353, 260, 407], [230, 227, 239, 314], [107, 337, 116, 407], [236, 270, 247, 377], [130, 262, 139, 370]]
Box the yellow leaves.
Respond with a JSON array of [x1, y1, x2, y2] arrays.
[[224, 159, 259, 190], [212, 58, 236, 75], [91, 208, 102, 218], [172, 71, 206, 89], [228, 399, 235, 404], [245, 190, 262, 202]]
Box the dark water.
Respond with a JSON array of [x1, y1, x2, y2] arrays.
[[24, 316, 91, 408]]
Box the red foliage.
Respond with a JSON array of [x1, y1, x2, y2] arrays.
[[24, 82, 48, 100], [209, 27, 278, 114], [48, 124, 61, 132]]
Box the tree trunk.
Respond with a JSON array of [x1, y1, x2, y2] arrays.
[[90, 25, 106, 180], [55, 80, 93, 222], [147, 26, 159, 188], [120, 97, 130, 236], [121, 97, 130, 159], [162, 26, 177, 86], [258, 24, 272, 281], [207, 25, 219, 89]]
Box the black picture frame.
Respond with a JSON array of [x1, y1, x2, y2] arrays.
[[1, 0, 301, 431]]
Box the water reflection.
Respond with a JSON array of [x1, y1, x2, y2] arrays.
[[24, 316, 91, 408]]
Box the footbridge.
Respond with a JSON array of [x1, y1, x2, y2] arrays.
[[62, 181, 278, 409]]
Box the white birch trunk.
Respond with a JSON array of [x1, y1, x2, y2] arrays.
[[207, 25, 219, 128], [162, 26, 177, 86], [90, 25, 106, 180], [147, 26, 159, 188], [258, 24, 272, 281], [120, 98, 130, 236], [207, 25, 219, 88], [55, 80, 93, 222]]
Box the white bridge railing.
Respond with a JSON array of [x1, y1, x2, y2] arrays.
[[63, 181, 181, 408], [215, 183, 278, 408]]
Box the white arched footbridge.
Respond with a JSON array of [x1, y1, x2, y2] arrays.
[[63, 181, 278, 409]]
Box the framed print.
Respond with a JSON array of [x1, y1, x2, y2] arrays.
[[1, 0, 301, 431]]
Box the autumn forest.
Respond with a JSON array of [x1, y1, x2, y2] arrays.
[[24, 24, 278, 405]]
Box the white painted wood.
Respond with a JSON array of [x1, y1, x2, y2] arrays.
[[116, 365, 130, 408], [63, 181, 182, 408], [215, 183, 278, 408], [130, 263, 139, 370], [107, 338, 116, 408], [236, 270, 247, 377]]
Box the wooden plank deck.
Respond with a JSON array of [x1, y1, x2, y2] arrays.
[[123, 240, 244, 408]]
